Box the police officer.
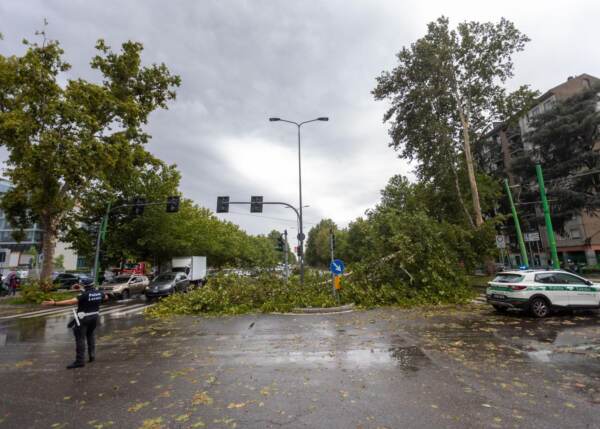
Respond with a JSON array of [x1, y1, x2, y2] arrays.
[[43, 283, 107, 369]]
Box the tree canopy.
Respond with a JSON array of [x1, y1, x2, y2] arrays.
[[0, 32, 180, 280], [373, 16, 534, 228]]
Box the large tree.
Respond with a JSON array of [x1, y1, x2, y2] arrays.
[[0, 33, 180, 281], [511, 85, 600, 231], [373, 16, 532, 227]]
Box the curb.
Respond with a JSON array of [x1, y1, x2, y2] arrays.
[[291, 303, 355, 314]]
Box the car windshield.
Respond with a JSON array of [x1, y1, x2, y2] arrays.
[[492, 273, 524, 283], [154, 274, 175, 281], [109, 276, 131, 283]]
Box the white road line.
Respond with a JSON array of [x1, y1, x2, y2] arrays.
[[99, 303, 146, 317], [20, 308, 75, 319], [111, 303, 155, 317], [2, 306, 75, 320], [24, 303, 128, 319]]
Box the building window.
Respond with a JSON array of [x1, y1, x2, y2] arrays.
[[0, 252, 6, 263], [76, 256, 88, 270], [570, 229, 582, 239]]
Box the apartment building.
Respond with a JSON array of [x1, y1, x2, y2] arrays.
[[478, 74, 600, 268]]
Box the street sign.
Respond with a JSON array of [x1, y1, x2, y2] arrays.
[[495, 235, 506, 249], [330, 259, 345, 275], [524, 232, 540, 242], [334, 275, 341, 290], [297, 232, 306, 241]]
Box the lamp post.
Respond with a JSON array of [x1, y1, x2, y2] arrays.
[[269, 117, 328, 285]]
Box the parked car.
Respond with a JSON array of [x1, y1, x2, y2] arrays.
[[53, 273, 93, 289], [145, 272, 190, 299], [99, 274, 149, 300], [486, 269, 600, 318]]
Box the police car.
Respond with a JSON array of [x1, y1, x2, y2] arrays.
[[486, 270, 600, 318]]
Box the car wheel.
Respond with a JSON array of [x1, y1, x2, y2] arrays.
[[530, 297, 550, 318], [121, 289, 130, 300], [492, 305, 508, 313]]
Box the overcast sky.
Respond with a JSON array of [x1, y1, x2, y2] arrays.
[[1, 0, 599, 237]]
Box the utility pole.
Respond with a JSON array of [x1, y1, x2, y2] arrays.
[[284, 229, 289, 282], [504, 179, 529, 268], [536, 164, 560, 269]]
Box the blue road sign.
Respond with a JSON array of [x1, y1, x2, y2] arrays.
[[330, 259, 345, 275]]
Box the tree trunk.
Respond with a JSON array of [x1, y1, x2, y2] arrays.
[[450, 165, 476, 228], [458, 110, 484, 228], [40, 214, 58, 284]]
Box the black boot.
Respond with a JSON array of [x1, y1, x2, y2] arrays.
[[66, 361, 85, 369], [88, 355, 95, 363]]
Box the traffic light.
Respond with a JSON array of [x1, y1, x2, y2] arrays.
[[166, 196, 180, 213], [216, 196, 230, 213], [276, 234, 285, 251], [132, 197, 146, 216], [250, 196, 263, 213]]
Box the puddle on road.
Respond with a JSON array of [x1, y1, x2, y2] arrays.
[[228, 346, 431, 371]]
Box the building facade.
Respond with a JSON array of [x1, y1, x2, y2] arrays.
[[479, 74, 600, 268]]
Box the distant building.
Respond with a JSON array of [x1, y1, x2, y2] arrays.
[[478, 74, 600, 268], [0, 179, 83, 272]]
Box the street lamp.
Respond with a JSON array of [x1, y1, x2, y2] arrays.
[[269, 116, 328, 285]]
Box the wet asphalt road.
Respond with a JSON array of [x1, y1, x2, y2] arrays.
[[1, 302, 600, 428]]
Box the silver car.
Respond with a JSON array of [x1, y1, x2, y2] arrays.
[[99, 274, 149, 299]]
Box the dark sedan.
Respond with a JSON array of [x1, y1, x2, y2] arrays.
[[53, 273, 93, 289], [145, 272, 190, 299]]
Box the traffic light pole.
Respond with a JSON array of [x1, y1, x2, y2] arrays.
[[284, 229, 289, 282]]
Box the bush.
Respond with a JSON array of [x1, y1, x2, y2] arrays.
[[5, 282, 77, 305], [582, 266, 600, 275]]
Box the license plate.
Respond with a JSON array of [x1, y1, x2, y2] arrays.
[[491, 294, 506, 300]]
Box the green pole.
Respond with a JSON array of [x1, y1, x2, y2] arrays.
[[536, 164, 560, 269], [93, 202, 111, 286], [504, 179, 529, 268]]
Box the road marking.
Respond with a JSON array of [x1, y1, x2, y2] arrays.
[[14, 303, 127, 319], [19, 308, 76, 319], [0, 302, 151, 322], [0, 307, 65, 319], [99, 303, 147, 317], [111, 303, 155, 317], [0, 306, 76, 320], [471, 294, 487, 304]]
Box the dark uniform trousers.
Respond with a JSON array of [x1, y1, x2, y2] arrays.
[[73, 315, 98, 364]]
